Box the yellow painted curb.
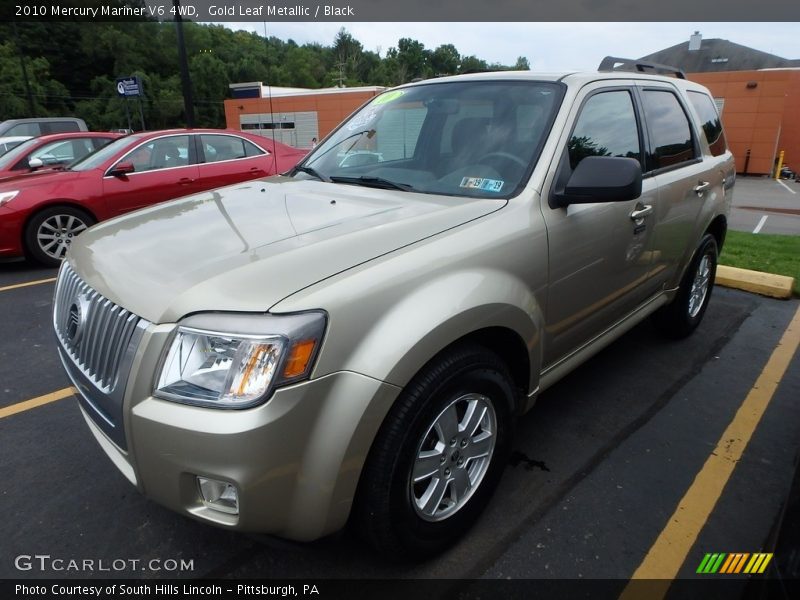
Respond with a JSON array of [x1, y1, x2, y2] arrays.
[[716, 265, 794, 299]]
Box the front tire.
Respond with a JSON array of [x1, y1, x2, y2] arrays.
[[653, 233, 718, 339], [353, 344, 516, 559], [24, 206, 95, 267]]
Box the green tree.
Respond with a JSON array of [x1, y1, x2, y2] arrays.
[[514, 56, 531, 70], [396, 38, 430, 81], [431, 44, 460, 76], [330, 28, 363, 86], [459, 55, 489, 73]]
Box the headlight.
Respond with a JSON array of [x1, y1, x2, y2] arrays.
[[155, 311, 326, 408], [0, 190, 19, 207]]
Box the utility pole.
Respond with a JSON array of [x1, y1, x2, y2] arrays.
[[12, 20, 35, 114], [173, 0, 195, 127]]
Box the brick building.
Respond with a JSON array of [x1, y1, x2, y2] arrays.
[[224, 83, 384, 150]]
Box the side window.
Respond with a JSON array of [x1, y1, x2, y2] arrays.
[[6, 123, 41, 136], [641, 90, 697, 171], [244, 139, 266, 157], [92, 137, 115, 151], [120, 136, 191, 173], [30, 139, 93, 165], [199, 135, 262, 163], [687, 91, 727, 157], [43, 121, 81, 134], [568, 90, 641, 169]]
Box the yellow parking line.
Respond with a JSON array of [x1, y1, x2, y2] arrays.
[[0, 277, 57, 293], [0, 387, 75, 419], [620, 304, 800, 598]]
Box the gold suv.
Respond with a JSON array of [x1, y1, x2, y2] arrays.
[[54, 58, 734, 557]]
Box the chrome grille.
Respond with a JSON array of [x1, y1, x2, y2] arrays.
[[54, 263, 142, 393]]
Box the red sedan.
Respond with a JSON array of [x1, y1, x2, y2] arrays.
[[0, 129, 307, 266], [0, 131, 122, 182]]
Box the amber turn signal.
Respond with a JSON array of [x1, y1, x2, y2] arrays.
[[283, 339, 317, 379]]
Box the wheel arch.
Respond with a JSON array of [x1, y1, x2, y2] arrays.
[[705, 214, 727, 253], [380, 305, 541, 412]]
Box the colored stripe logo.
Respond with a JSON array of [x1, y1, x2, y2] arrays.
[[696, 553, 773, 574]]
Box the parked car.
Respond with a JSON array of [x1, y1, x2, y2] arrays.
[[0, 117, 88, 137], [0, 129, 306, 266], [0, 136, 32, 156], [53, 61, 733, 557], [0, 131, 122, 181]]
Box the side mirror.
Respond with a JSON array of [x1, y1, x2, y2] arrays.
[[553, 156, 642, 206], [109, 161, 135, 177], [28, 157, 43, 170]]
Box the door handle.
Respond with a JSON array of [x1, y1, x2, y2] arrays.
[[630, 205, 653, 220], [693, 181, 711, 195], [178, 177, 194, 185]]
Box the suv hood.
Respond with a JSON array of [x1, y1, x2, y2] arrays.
[[68, 177, 504, 323]]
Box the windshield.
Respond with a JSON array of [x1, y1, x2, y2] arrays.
[[69, 135, 141, 171], [298, 80, 562, 198], [0, 138, 40, 169]]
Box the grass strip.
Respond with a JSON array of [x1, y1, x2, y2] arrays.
[[720, 231, 800, 296]]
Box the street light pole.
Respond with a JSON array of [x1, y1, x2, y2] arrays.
[[173, 0, 195, 127]]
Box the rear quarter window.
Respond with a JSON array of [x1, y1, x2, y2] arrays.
[[43, 121, 81, 134], [687, 91, 728, 157]]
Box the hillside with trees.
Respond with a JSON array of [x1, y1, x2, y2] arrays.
[[0, 6, 530, 130]]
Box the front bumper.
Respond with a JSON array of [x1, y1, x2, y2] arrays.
[[0, 205, 25, 257], [74, 330, 399, 540]]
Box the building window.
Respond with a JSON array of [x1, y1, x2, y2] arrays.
[[241, 122, 295, 131]]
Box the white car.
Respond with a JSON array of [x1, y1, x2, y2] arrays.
[[0, 136, 32, 156]]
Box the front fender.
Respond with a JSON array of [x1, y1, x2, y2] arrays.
[[355, 270, 542, 394]]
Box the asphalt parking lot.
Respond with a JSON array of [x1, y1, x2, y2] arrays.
[[730, 176, 800, 235], [0, 257, 798, 597]]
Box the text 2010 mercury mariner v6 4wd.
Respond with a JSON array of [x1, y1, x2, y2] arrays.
[[54, 58, 734, 557]]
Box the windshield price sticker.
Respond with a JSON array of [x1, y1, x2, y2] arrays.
[[460, 177, 504, 192], [372, 90, 405, 106]]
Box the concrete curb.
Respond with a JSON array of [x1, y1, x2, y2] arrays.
[[716, 265, 795, 299]]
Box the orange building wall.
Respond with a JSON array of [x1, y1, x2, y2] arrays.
[[690, 70, 800, 175], [224, 90, 380, 143]]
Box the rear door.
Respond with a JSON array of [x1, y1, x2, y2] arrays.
[[195, 133, 272, 190], [635, 83, 723, 290], [540, 82, 659, 365]]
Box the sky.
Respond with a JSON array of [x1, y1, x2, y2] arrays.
[[222, 22, 800, 72]]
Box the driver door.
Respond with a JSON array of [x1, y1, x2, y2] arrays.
[[540, 83, 659, 366]]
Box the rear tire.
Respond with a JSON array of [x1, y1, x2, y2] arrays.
[[353, 344, 516, 559], [24, 206, 95, 268], [653, 233, 718, 339]]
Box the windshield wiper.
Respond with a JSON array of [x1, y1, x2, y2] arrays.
[[293, 165, 330, 182], [329, 176, 413, 192]]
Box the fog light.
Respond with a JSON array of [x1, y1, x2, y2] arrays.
[[197, 477, 239, 515]]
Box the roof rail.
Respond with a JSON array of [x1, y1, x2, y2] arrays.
[[598, 56, 686, 79]]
